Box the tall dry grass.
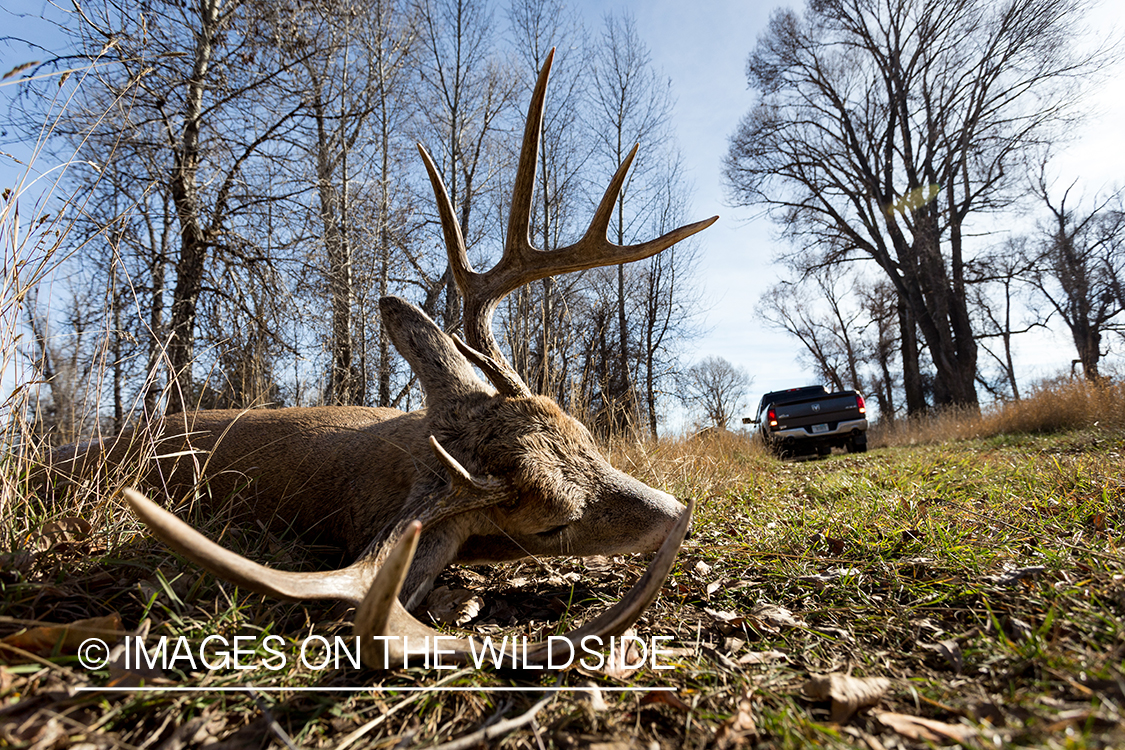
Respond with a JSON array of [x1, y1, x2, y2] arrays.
[[607, 427, 770, 502], [871, 375, 1125, 447]]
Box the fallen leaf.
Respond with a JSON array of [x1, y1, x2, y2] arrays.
[[704, 607, 745, 626], [705, 580, 723, 597], [712, 688, 758, 748], [1006, 617, 1033, 643], [901, 528, 923, 543], [750, 603, 807, 630], [922, 638, 963, 673], [695, 560, 713, 576], [33, 516, 92, 553], [875, 711, 978, 743], [0, 551, 35, 577], [581, 681, 608, 712], [639, 691, 690, 712], [992, 566, 1045, 585], [805, 673, 891, 723], [603, 629, 645, 680], [0, 613, 123, 657], [0, 665, 14, 695], [737, 649, 787, 665], [106, 620, 162, 687], [420, 587, 483, 627]]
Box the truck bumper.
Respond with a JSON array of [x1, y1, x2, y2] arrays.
[[764, 419, 868, 455]]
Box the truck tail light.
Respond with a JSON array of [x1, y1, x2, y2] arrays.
[[768, 408, 777, 427], [857, 394, 866, 415]]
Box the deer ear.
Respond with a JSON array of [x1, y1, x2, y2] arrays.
[[379, 296, 495, 407]]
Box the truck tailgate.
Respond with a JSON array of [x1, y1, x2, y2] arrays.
[[773, 394, 861, 429]]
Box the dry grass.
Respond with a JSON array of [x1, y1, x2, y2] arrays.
[[607, 427, 769, 501], [871, 376, 1125, 448]]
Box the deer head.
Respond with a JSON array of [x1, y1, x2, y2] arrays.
[[121, 49, 716, 669]]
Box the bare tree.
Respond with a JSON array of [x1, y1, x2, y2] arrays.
[[35, 0, 312, 414], [413, 0, 516, 328], [274, 0, 417, 406], [966, 240, 1048, 399], [725, 0, 1104, 410], [634, 169, 703, 439], [680, 356, 752, 430], [1025, 183, 1125, 381], [757, 265, 865, 392], [501, 0, 593, 402], [586, 10, 679, 434]]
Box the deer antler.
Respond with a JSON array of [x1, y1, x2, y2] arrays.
[[418, 48, 718, 394], [122, 488, 692, 670]]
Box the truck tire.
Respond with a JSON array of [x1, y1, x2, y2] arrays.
[[846, 434, 868, 454]]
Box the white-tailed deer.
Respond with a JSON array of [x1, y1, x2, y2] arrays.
[[52, 51, 716, 669]]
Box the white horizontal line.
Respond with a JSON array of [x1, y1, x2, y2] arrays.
[[75, 686, 675, 693]]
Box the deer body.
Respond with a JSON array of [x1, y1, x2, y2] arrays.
[[57, 405, 421, 555], [55, 297, 685, 609]]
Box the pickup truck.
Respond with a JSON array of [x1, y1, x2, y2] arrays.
[[743, 385, 868, 458]]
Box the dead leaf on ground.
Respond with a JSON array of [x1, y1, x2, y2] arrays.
[[875, 711, 978, 744], [921, 638, 964, 673], [0, 551, 36, 577], [805, 673, 891, 723], [106, 619, 163, 688], [34, 516, 93, 553], [639, 691, 690, 712], [712, 688, 758, 748], [0, 665, 15, 696], [420, 587, 483, 627], [811, 534, 847, 555], [603, 629, 646, 680], [749, 603, 807, 631], [0, 613, 123, 657], [738, 649, 787, 665], [991, 566, 1045, 585], [1006, 617, 1033, 643], [581, 681, 608, 712], [694, 560, 712, 576], [704, 607, 745, 627]]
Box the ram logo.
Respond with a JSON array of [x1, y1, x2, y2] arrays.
[[812, 403, 821, 412]]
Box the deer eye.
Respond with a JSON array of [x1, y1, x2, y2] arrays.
[[537, 524, 568, 537]]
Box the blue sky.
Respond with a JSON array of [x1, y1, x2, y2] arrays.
[[4, 0, 1124, 423]]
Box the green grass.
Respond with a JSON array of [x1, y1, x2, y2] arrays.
[[3, 426, 1125, 748]]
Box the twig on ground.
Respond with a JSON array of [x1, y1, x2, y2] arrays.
[[247, 688, 300, 750], [334, 669, 474, 750], [428, 693, 556, 750]]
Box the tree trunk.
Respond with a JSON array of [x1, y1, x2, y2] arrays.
[[898, 300, 926, 415], [166, 0, 221, 414]]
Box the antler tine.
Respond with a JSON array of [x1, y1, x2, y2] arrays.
[[428, 434, 511, 500], [416, 144, 472, 298], [122, 489, 372, 604], [353, 499, 694, 670], [450, 333, 532, 398], [504, 47, 555, 263]]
